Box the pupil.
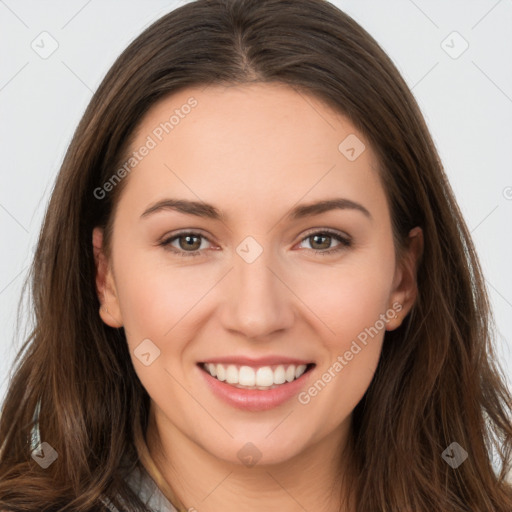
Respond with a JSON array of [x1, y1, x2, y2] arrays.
[[312, 234, 329, 249], [182, 235, 199, 250]]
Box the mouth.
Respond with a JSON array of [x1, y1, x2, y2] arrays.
[[198, 361, 316, 390], [197, 359, 316, 411]]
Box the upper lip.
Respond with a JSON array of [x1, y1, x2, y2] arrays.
[[199, 356, 314, 367]]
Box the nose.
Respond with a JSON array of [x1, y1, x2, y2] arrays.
[[219, 241, 295, 340]]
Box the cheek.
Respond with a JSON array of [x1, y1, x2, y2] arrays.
[[113, 250, 212, 343], [111, 253, 204, 398], [295, 284, 388, 437], [318, 277, 388, 333], [294, 255, 395, 349], [294, 255, 394, 410], [334, 280, 390, 350], [314, 278, 388, 404]]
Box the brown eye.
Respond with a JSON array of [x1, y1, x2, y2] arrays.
[[160, 231, 211, 257], [176, 234, 202, 251], [309, 233, 332, 250], [298, 230, 352, 256]]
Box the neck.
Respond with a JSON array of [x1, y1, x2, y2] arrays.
[[146, 404, 355, 512]]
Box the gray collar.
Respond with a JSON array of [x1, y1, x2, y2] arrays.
[[100, 465, 178, 512]]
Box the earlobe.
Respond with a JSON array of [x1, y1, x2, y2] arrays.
[[92, 227, 123, 328], [386, 226, 423, 331]]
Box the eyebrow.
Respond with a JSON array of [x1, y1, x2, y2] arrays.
[[140, 197, 372, 221]]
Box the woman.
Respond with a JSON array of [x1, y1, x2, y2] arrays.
[[0, 0, 511, 510]]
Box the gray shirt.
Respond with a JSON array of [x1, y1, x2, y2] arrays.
[[29, 401, 179, 511], [101, 465, 179, 512]]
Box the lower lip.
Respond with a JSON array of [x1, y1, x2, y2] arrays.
[[198, 364, 315, 411]]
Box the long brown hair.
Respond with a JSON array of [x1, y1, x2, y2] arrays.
[[1, 0, 511, 510]]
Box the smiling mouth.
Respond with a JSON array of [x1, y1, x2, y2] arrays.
[[198, 362, 316, 390]]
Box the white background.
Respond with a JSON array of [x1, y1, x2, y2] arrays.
[[1, 0, 511, 407]]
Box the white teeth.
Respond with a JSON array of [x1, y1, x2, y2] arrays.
[[216, 364, 226, 381], [239, 366, 256, 386], [256, 366, 274, 387], [272, 365, 286, 385], [225, 365, 238, 384], [295, 364, 307, 379], [203, 362, 310, 388], [207, 363, 217, 377]]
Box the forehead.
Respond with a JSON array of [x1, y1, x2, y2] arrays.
[[116, 82, 386, 222]]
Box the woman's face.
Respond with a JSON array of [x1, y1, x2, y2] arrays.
[[94, 82, 421, 466]]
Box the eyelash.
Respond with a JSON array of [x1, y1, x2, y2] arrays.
[[159, 229, 352, 258]]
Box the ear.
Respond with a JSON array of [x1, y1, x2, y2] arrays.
[[92, 227, 123, 328], [386, 226, 423, 331]]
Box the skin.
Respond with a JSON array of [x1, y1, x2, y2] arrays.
[[93, 82, 423, 512]]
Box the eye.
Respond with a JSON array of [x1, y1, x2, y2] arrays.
[[297, 229, 352, 256], [159, 229, 352, 258], [160, 231, 213, 257]]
